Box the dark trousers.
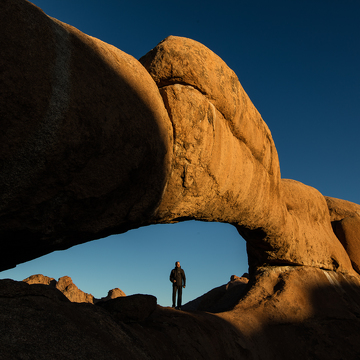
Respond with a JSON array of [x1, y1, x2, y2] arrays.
[[172, 285, 182, 308]]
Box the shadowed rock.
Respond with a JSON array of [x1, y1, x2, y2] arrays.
[[0, 0, 173, 270], [2, 269, 360, 359], [182, 274, 249, 312], [326, 197, 360, 272], [97, 294, 157, 323]]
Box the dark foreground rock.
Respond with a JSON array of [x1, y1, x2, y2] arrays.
[[0, 279, 246, 359], [1, 266, 360, 360]]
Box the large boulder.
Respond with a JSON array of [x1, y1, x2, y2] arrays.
[[140, 36, 282, 229], [0, 0, 173, 270], [332, 214, 360, 273], [22, 274, 57, 286], [326, 197, 360, 272], [218, 266, 360, 360], [140, 36, 353, 274], [24, 274, 94, 303], [183, 274, 249, 312], [0, 279, 147, 359]]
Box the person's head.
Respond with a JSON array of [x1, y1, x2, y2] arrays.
[[175, 261, 180, 268]]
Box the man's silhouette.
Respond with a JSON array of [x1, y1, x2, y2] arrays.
[[169, 261, 186, 309]]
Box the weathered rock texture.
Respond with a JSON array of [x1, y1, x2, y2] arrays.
[[139, 37, 355, 275], [326, 196, 360, 273], [1, 0, 360, 358], [219, 266, 360, 360], [1, 0, 358, 278], [0, 0, 173, 271], [22, 274, 125, 303]]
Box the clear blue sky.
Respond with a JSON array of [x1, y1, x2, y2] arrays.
[[1, 0, 359, 307]]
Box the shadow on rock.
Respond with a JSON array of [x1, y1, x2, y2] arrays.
[[2, 266, 360, 359], [183, 273, 250, 313]]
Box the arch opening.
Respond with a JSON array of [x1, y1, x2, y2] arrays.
[[1, 221, 248, 307]]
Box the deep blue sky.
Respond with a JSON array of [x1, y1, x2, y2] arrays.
[[2, 0, 359, 306]]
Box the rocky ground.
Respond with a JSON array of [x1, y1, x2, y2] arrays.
[[1, 267, 360, 359]]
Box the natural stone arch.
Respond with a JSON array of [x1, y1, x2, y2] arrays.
[[139, 36, 356, 275], [2, 2, 360, 359], [0, 0, 359, 281]]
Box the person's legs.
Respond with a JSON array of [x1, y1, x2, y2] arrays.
[[177, 286, 182, 309], [172, 285, 177, 307]]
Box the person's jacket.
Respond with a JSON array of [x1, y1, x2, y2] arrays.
[[170, 267, 186, 287]]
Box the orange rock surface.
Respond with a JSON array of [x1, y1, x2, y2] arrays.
[[141, 36, 354, 274]]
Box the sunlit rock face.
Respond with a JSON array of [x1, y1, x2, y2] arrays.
[[140, 36, 354, 274]]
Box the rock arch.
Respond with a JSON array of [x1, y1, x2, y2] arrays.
[[1, 0, 359, 281], [2, 2, 360, 359]]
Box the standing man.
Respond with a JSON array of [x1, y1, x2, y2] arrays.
[[170, 261, 186, 310]]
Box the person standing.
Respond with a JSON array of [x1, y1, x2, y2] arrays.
[[169, 261, 186, 310]]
